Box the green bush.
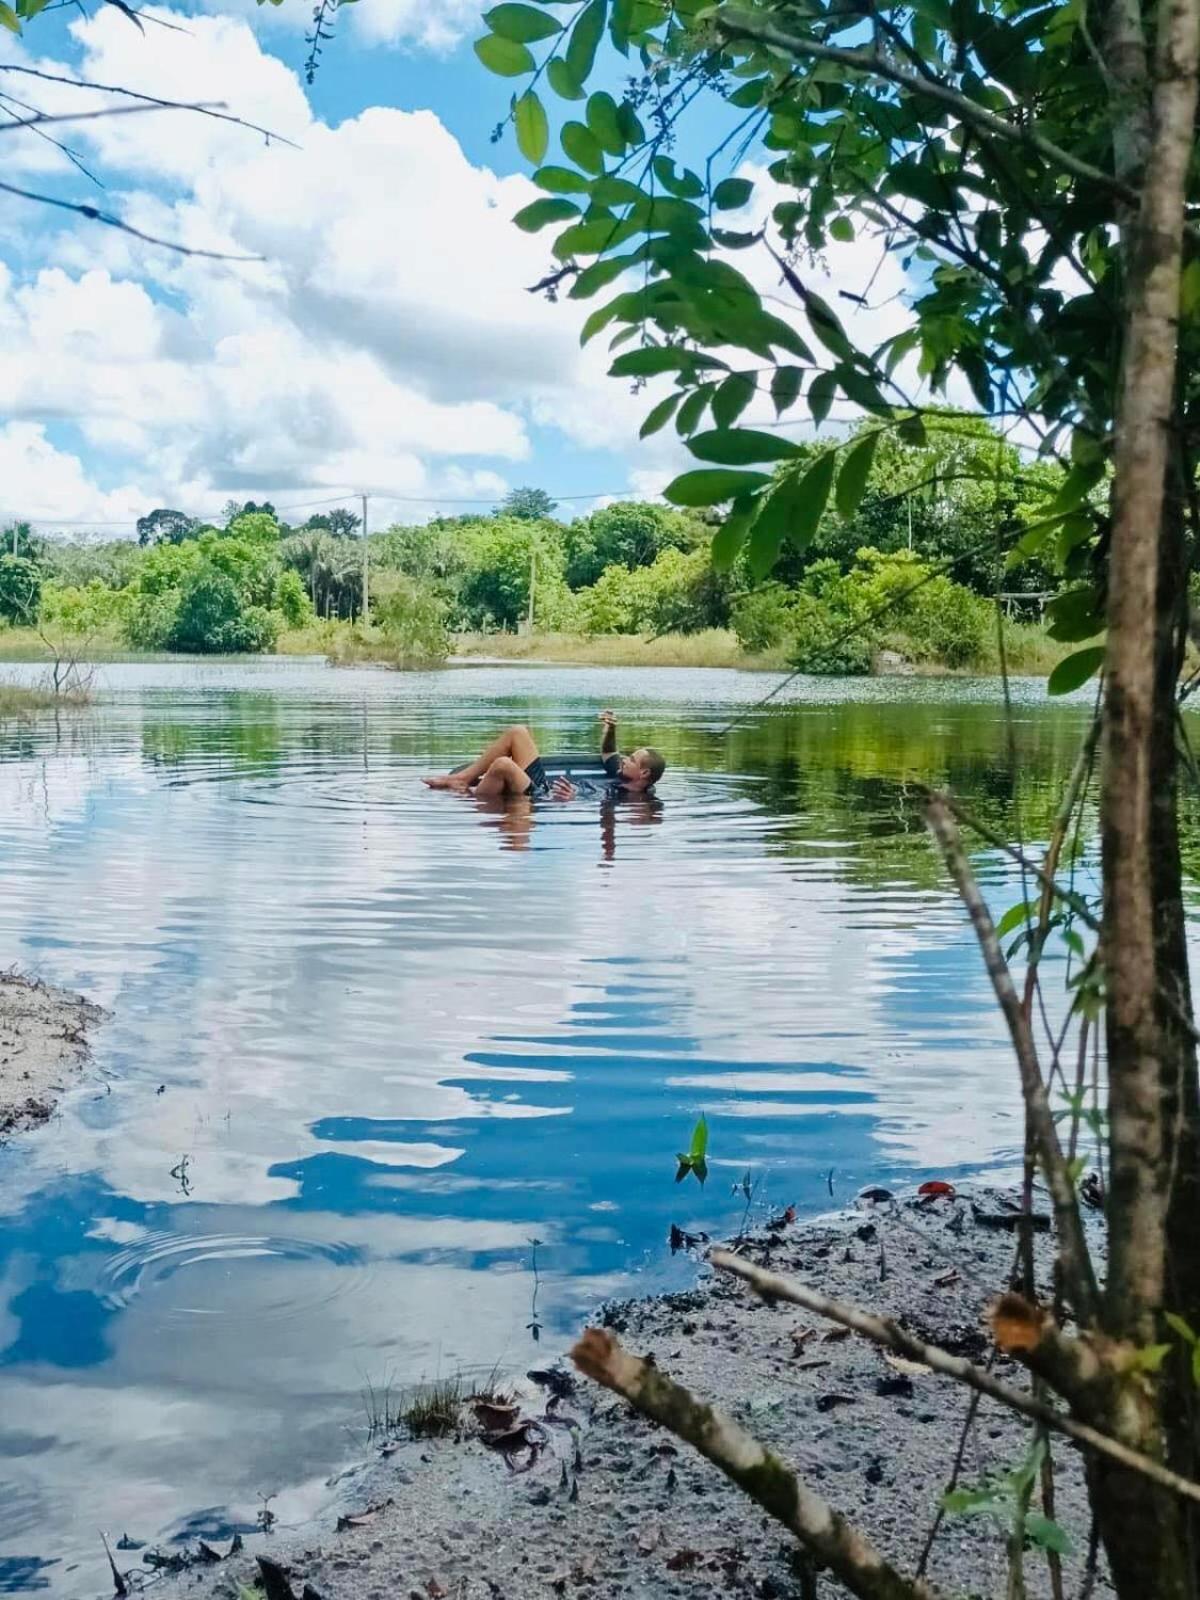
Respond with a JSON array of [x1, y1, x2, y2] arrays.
[[789, 592, 874, 674], [0, 555, 42, 625], [730, 584, 798, 653], [273, 568, 313, 629], [578, 547, 726, 636], [373, 574, 450, 662]]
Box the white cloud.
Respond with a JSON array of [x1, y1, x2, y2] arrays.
[[0, 421, 152, 525]]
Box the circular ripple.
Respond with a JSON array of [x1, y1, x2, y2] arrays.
[[96, 1231, 362, 1321]]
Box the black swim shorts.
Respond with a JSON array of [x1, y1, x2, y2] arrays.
[[524, 756, 551, 795]]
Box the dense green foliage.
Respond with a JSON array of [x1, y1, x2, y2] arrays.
[[0, 414, 1061, 667]]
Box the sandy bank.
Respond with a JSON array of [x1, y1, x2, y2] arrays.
[[147, 1186, 1108, 1600], [0, 971, 106, 1138]]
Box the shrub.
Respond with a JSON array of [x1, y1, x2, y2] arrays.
[[0, 555, 42, 625], [730, 584, 799, 652], [273, 568, 313, 629], [373, 574, 450, 662]]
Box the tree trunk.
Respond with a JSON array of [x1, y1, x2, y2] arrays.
[[1097, 0, 1200, 1585]]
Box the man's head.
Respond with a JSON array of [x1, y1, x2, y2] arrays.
[[619, 747, 666, 791]]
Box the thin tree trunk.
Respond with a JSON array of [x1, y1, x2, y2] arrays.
[[1096, 0, 1200, 1584]]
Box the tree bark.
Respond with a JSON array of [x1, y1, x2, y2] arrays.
[[1097, 0, 1200, 1584]]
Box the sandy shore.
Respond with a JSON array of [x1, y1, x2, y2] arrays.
[[0, 970, 106, 1137], [150, 1186, 1109, 1600]]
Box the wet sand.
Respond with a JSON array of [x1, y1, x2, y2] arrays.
[[0, 971, 106, 1138]]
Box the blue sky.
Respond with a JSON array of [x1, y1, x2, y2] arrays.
[[0, 1, 909, 535]]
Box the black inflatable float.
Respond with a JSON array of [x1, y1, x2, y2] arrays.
[[450, 754, 611, 780]]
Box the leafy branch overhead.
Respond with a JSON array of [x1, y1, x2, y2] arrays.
[[472, 0, 1154, 690]]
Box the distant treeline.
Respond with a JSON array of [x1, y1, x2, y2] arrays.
[[0, 415, 1067, 670]]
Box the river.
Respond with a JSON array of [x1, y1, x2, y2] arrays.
[[0, 659, 1117, 1594]]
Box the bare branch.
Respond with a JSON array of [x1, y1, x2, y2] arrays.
[[572, 1327, 941, 1600], [0, 179, 262, 261], [0, 100, 223, 133], [0, 63, 300, 150], [925, 798, 1100, 1323], [711, 1252, 1200, 1508]]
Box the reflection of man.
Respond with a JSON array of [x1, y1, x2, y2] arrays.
[[422, 712, 666, 801]]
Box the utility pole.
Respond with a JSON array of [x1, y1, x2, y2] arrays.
[[527, 538, 536, 633], [361, 493, 369, 625]]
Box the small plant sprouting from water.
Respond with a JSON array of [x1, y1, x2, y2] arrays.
[[256, 1492, 277, 1534], [675, 1115, 708, 1186], [169, 1154, 192, 1196], [733, 1168, 761, 1239], [527, 1236, 543, 1342]]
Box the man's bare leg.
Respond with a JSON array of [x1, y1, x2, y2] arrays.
[[424, 725, 540, 790], [474, 755, 533, 798]]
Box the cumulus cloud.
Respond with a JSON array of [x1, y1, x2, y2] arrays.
[[0, 8, 938, 529]]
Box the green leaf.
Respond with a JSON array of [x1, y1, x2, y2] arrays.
[[591, 175, 643, 207], [1165, 1312, 1197, 1345], [748, 450, 837, 576], [771, 367, 803, 417], [711, 372, 755, 429], [473, 32, 536, 75], [712, 177, 753, 211], [1024, 1514, 1073, 1557], [688, 1114, 708, 1162], [0, 1, 20, 29], [664, 468, 772, 508], [711, 498, 757, 570], [514, 90, 549, 165], [829, 216, 855, 243], [639, 391, 682, 439], [1192, 1344, 1200, 1388], [534, 164, 592, 194], [835, 363, 893, 416], [616, 101, 644, 147], [1053, 459, 1106, 514], [610, 345, 690, 378], [1046, 584, 1104, 643], [999, 901, 1040, 939], [835, 431, 879, 517], [561, 120, 604, 174], [546, 56, 586, 100], [570, 256, 631, 300], [808, 370, 836, 428], [513, 196, 580, 231], [610, 0, 633, 50], [897, 412, 927, 446], [653, 156, 704, 199], [886, 158, 950, 211], [1182, 259, 1200, 321], [586, 90, 625, 155], [483, 2, 562, 40], [1048, 645, 1104, 696], [1127, 1343, 1173, 1374], [676, 385, 713, 437], [565, 0, 606, 82], [689, 428, 801, 465]]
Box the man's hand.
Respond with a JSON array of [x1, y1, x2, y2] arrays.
[[551, 777, 578, 802], [598, 709, 617, 729]]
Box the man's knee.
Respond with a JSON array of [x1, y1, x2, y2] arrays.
[[506, 724, 530, 740]]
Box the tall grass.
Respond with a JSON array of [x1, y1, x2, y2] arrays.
[[451, 628, 791, 671], [0, 682, 92, 717]]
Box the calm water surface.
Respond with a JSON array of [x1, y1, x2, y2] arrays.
[[0, 660, 1118, 1593]]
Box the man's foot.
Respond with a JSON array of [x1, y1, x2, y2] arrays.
[[423, 773, 471, 791]]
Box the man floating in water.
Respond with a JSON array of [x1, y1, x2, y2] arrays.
[[423, 710, 666, 800]]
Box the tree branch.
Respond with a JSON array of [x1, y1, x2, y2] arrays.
[[572, 1327, 941, 1600], [710, 1252, 1200, 1509], [0, 63, 300, 150], [713, 9, 1140, 206], [0, 179, 262, 261], [925, 797, 1100, 1324]]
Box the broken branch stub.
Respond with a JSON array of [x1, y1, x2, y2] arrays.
[[570, 1327, 941, 1600]]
